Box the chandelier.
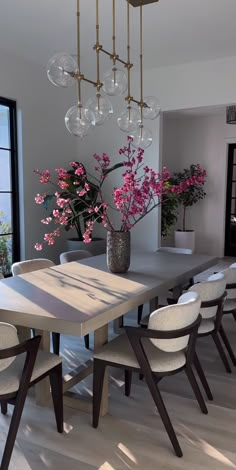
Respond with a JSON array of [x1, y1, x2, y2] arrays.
[[47, 0, 160, 149]]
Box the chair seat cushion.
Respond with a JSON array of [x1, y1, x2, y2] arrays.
[[198, 319, 215, 334], [94, 333, 186, 373], [0, 351, 62, 396], [223, 299, 236, 313]]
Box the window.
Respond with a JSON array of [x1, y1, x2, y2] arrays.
[[0, 97, 20, 275]]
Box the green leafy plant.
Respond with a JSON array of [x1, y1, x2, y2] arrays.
[[161, 193, 179, 238], [173, 164, 207, 231], [161, 164, 207, 236]]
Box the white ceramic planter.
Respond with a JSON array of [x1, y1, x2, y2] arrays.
[[66, 238, 106, 256], [174, 230, 195, 253]]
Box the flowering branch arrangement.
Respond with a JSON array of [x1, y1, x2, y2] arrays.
[[34, 137, 188, 250]]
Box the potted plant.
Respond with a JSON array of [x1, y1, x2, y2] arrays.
[[173, 164, 207, 252], [34, 163, 109, 255]]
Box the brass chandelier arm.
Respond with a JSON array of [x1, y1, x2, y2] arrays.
[[77, 0, 82, 103], [94, 0, 103, 91], [75, 0, 100, 93]]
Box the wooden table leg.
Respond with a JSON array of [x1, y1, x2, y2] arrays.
[[35, 329, 51, 406], [149, 296, 159, 313], [94, 324, 108, 417], [17, 326, 31, 343]]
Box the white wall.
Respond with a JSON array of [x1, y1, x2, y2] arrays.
[[162, 112, 236, 256], [144, 55, 236, 112], [0, 48, 77, 263]]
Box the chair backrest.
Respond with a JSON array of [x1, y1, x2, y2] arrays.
[[60, 250, 92, 264], [158, 247, 193, 255], [0, 323, 19, 372], [188, 272, 226, 319], [148, 291, 201, 352], [11, 258, 55, 276], [222, 263, 236, 299]]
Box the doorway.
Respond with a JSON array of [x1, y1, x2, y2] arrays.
[[225, 143, 236, 256]]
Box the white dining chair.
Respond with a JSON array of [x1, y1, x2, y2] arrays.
[[0, 322, 63, 470], [93, 292, 205, 458], [11, 259, 60, 355], [60, 249, 92, 264], [138, 247, 193, 324], [188, 272, 232, 375], [218, 263, 236, 365]]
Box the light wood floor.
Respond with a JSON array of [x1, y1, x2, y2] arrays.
[[1, 258, 236, 469]]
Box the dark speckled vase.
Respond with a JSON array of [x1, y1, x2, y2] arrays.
[[107, 231, 130, 273]]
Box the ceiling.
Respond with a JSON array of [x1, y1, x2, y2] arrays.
[[1, 0, 236, 73]]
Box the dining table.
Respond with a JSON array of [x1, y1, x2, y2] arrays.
[[0, 250, 217, 415]]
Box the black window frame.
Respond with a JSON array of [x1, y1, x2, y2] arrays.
[[0, 97, 20, 275]]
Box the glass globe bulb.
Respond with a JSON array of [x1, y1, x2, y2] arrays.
[[130, 124, 153, 149], [65, 103, 95, 138], [117, 105, 141, 133], [86, 93, 113, 126], [47, 53, 78, 88], [143, 96, 161, 120], [103, 67, 127, 96]]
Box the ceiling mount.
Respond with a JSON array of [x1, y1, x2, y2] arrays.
[[129, 0, 159, 6], [226, 106, 236, 124]]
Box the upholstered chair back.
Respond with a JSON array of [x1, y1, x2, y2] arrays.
[[188, 272, 226, 319], [11, 259, 55, 276], [158, 247, 193, 254], [0, 323, 19, 372], [60, 250, 92, 264], [148, 291, 200, 352], [222, 263, 236, 299]]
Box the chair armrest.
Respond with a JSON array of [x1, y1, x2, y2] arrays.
[[0, 336, 41, 360], [125, 315, 201, 340]]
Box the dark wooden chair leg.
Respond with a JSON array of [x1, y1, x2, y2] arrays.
[[219, 325, 236, 366], [124, 370, 132, 397], [194, 354, 213, 401], [84, 334, 90, 350], [52, 332, 60, 356], [212, 333, 232, 373], [93, 359, 106, 429], [1, 401, 7, 415], [185, 367, 208, 414], [144, 371, 182, 457], [137, 304, 144, 324], [49, 363, 64, 433], [233, 312, 236, 321], [1, 387, 29, 469]]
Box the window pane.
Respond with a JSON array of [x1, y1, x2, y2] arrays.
[[232, 182, 236, 198], [0, 150, 11, 191], [0, 234, 12, 275], [0, 105, 10, 149], [0, 195, 12, 233]]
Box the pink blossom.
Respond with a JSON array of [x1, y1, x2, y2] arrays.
[[58, 180, 69, 190], [35, 243, 43, 251], [35, 194, 45, 204], [41, 217, 52, 224]]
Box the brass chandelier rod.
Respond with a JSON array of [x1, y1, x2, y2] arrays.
[[94, 0, 103, 91], [75, 0, 97, 90], [99, 0, 129, 67]]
